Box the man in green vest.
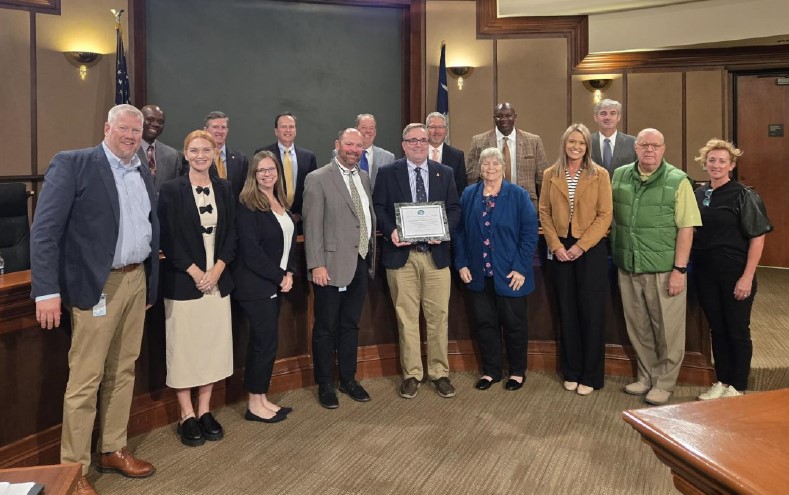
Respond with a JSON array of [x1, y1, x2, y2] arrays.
[[611, 128, 701, 406]]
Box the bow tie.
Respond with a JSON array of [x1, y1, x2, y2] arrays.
[[199, 204, 213, 214], [201, 226, 214, 234], [195, 186, 211, 195]]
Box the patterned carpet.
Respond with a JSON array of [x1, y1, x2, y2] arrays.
[[748, 267, 789, 391], [91, 371, 707, 495]]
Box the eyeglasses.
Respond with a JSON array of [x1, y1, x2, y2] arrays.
[[403, 138, 429, 146], [702, 188, 712, 207], [256, 167, 277, 176], [636, 143, 664, 150]]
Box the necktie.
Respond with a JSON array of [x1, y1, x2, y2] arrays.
[[431, 148, 440, 162], [216, 151, 227, 179], [347, 170, 369, 258], [502, 136, 512, 182], [146, 144, 156, 176], [414, 166, 427, 203], [603, 138, 613, 170], [359, 150, 369, 173], [283, 148, 295, 206]]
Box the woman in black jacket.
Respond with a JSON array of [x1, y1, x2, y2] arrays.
[[158, 130, 236, 446], [234, 150, 296, 423]]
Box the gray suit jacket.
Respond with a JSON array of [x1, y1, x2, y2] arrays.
[[137, 140, 181, 192], [331, 145, 395, 187], [591, 131, 637, 176], [303, 160, 376, 287]]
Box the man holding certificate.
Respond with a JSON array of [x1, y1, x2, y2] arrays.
[[373, 123, 461, 399]]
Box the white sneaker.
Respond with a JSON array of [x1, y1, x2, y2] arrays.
[[563, 381, 578, 391], [697, 381, 726, 401], [721, 386, 744, 398]]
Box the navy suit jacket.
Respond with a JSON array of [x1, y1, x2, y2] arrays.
[[30, 144, 160, 309], [453, 180, 538, 296], [373, 158, 460, 270], [254, 143, 317, 217], [441, 143, 467, 198], [157, 175, 236, 300], [233, 206, 297, 301]]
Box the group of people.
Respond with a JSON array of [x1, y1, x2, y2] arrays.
[[29, 99, 771, 495]]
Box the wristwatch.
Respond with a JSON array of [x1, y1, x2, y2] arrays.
[[672, 265, 687, 274]]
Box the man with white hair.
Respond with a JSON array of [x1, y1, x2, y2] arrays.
[[590, 99, 637, 176]]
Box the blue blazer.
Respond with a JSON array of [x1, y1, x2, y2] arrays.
[[30, 144, 160, 309], [373, 157, 461, 270], [233, 206, 297, 301], [453, 180, 538, 296]]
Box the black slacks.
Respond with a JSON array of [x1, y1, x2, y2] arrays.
[[239, 296, 282, 394], [693, 259, 756, 391], [468, 277, 528, 381], [312, 256, 368, 385], [549, 237, 607, 389]]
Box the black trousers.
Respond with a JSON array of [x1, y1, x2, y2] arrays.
[[693, 259, 756, 391], [549, 237, 607, 389], [468, 277, 528, 380], [312, 256, 368, 385], [239, 296, 281, 394]]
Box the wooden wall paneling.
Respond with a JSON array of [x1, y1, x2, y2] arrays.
[[0, 9, 33, 176], [685, 70, 725, 180], [626, 72, 684, 167]]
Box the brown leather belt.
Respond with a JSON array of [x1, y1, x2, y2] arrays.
[[111, 263, 141, 273]]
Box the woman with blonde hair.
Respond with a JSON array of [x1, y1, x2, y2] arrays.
[[539, 123, 612, 396]]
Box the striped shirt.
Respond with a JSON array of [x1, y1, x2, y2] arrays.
[[565, 167, 582, 223]]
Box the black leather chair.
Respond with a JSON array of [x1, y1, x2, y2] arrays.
[[0, 182, 32, 273]]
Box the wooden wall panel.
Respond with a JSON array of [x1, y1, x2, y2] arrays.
[[498, 38, 568, 162], [685, 70, 725, 181], [627, 72, 684, 167], [0, 9, 32, 176]]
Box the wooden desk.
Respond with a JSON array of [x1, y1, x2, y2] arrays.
[[0, 463, 81, 495], [623, 389, 789, 494]]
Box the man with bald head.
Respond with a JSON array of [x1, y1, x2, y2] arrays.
[[136, 104, 181, 192], [466, 102, 548, 207], [611, 128, 701, 406], [335, 114, 395, 187], [303, 128, 376, 409]]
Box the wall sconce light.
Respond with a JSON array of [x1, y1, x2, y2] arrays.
[[448, 66, 474, 90], [583, 79, 613, 104], [63, 52, 102, 80]]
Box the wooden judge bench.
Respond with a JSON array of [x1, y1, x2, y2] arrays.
[[0, 238, 714, 468]]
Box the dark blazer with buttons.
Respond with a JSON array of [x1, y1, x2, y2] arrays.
[[591, 131, 637, 176], [441, 143, 467, 198], [136, 140, 180, 193], [254, 143, 318, 218], [30, 144, 160, 309], [373, 157, 461, 270], [157, 174, 236, 300], [233, 205, 296, 301]]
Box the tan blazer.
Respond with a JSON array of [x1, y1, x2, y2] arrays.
[[538, 162, 613, 253], [303, 160, 376, 287], [466, 128, 549, 205]]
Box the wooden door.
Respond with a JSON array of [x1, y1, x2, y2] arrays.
[[735, 74, 788, 267]]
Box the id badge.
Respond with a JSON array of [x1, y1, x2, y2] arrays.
[[338, 286, 348, 292], [546, 250, 553, 261], [93, 293, 107, 317]]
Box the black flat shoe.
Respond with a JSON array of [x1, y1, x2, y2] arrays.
[[245, 409, 286, 424], [338, 380, 371, 402], [198, 412, 223, 441], [505, 378, 524, 391], [474, 378, 500, 390], [318, 384, 340, 409], [275, 406, 293, 416], [177, 417, 205, 447]]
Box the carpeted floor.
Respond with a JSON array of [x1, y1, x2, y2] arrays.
[[91, 371, 706, 495], [748, 267, 789, 391]]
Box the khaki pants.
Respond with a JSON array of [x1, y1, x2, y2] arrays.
[[386, 251, 450, 381], [617, 269, 686, 392], [61, 266, 147, 474]]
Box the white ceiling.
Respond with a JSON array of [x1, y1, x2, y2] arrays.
[[498, 0, 705, 17]]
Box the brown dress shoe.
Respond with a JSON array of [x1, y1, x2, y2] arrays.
[[97, 446, 156, 478], [75, 475, 98, 495]]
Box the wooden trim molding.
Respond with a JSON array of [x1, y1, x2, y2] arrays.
[[0, 0, 59, 14], [476, 0, 789, 73]]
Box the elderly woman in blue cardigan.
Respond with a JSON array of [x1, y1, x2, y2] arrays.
[[454, 147, 538, 391]]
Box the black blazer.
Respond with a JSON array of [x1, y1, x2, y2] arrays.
[[157, 175, 236, 300], [373, 158, 461, 270], [233, 206, 297, 301], [254, 143, 317, 217], [442, 144, 467, 198]]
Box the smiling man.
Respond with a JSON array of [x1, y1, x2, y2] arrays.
[[426, 112, 467, 198], [136, 104, 181, 192], [466, 102, 548, 207], [611, 128, 701, 406], [590, 99, 637, 176], [203, 110, 249, 199]]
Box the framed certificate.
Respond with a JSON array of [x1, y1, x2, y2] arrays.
[[394, 201, 450, 243]]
